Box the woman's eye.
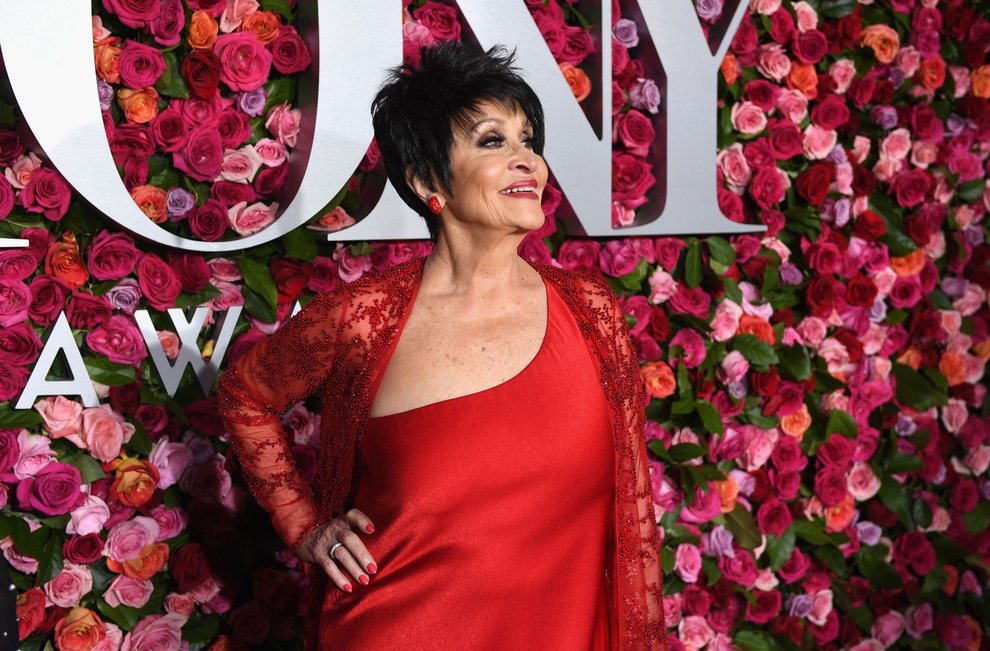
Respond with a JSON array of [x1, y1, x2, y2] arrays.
[[480, 135, 505, 147]]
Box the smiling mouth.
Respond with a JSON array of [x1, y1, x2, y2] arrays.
[[499, 187, 537, 194]]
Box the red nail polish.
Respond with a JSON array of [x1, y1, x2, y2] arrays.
[[359, 575, 369, 585], [342, 583, 352, 593], [366, 524, 375, 533], [367, 563, 377, 575]]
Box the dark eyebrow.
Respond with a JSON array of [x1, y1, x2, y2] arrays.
[[469, 118, 504, 133]]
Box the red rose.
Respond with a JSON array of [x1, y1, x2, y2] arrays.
[[211, 180, 257, 207], [718, 187, 744, 223], [748, 166, 785, 210], [63, 533, 105, 564], [135, 404, 169, 436], [21, 168, 71, 221], [28, 274, 69, 326], [730, 14, 758, 55], [180, 49, 222, 101], [168, 252, 211, 294], [850, 162, 877, 197], [872, 80, 895, 104], [745, 589, 781, 625], [110, 123, 155, 166], [902, 214, 931, 246], [911, 104, 943, 142], [836, 7, 863, 48], [254, 162, 289, 198], [171, 543, 212, 592], [174, 127, 224, 183], [767, 119, 803, 159], [16, 588, 48, 640], [795, 162, 833, 205], [271, 26, 312, 74], [66, 291, 112, 330], [612, 152, 655, 200], [851, 210, 886, 240], [835, 329, 864, 364], [818, 434, 853, 469], [890, 169, 932, 208], [892, 531, 936, 575], [848, 76, 875, 109], [110, 383, 142, 414], [809, 610, 840, 645], [757, 498, 793, 537], [807, 241, 842, 275], [950, 478, 979, 514], [846, 275, 878, 308], [811, 94, 851, 131], [559, 25, 595, 66], [0, 128, 25, 167], [667, 285, 711, 318], [254, 567, 298, 615], [270, 258, 313, 303], [137, 253, 182, 311], [0, 176, 14, 220], [814, 466, 849, 507], [942, 5, 973, 40], [680, 584, 712, 616], [768, 8, 795, 44], [792, 29, 828, 65], [189, 199, 229, 241], [184, 396, 225, 436], [805, 276, 835, 315], [217, 109, 251, 150], [772, 469, 801, 499], [771, 436, 808, 473], [414, 1, 461, 40]]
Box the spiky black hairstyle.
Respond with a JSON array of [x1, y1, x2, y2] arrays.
[[371, 41, 545, 242]]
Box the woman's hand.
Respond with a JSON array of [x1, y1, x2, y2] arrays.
[[297, 509, 377, 592]]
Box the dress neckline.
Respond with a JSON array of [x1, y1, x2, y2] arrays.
[[367, 275, 552, 423]]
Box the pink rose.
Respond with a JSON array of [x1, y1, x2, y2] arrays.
[[872, 611, 905, 647], [669, 329, 707, 369], [711, 300, 743, 341], [740, 427, 778, 471], [67, 494, 111, 536], [86, 315, 148, 365], [164, 593, 196, 617], [678, 616, 715, 651], [674, 544, 702, 583], [149, 505, 187, 541], [44, 563, 93, 608], [829, 59, 857, 93], [719, 350, 749, 383], [34, 396, 84, 444], [104, 0, 161, 29], [228, 200, 278, 236], [880, 128, 912, 161], [2, 537, 39, 574], [802, 125, 837, 160], [174, 127, 224, 183], [0, 279, 31, 327], [148, 439, 194, 489], [731, 101, 767, 134], [87, 231, 142, 281], [104, 517, 160, 563], [214, 31, 271, 91], [807, 589, 833, 626], [717, 143, 752, 193], [253, 138, 287, 167], [120, 613, 185, 651], [14, 430, 56, 480], [599, 240, 640, 277], [680, 487, 722, 524], [218, 145, 264, 183], [414, 1, 461, 40], [265, 103, 301, 148], [615, 109, 655, 157], [118, 41, 166, 89], [756, 44, 791, 82], [105, 576, 154, 609], [648, 269, 677, 304], [81, 405, 133, 463], [719, 549, 759, 587], [941, 398, 968, 434], [556, 240, 601, 273], [905, 604, 933, 639], [208, 281, 244, 313], [776, 89, 809, 123], [16, 462, 84, 515], [668, 285, 712, 318]]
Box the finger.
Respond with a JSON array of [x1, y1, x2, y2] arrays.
[[345, 508, 376, 534], [316, 548, 353, 593], [335, 531, 372, 584]]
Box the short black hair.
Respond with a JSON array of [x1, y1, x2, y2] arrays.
[[371, 41, 545, 242]]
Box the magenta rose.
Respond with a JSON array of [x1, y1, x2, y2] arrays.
[[86, 315, 148, 365], [15, 461, 83, 515], [771, 436, 808, 472], [66, 291, 112, 330], [0, 176, 13, 220], [20, 168, 71, 221], [756, 498, 793, 537], [667, 285, 712, 318], [559, 24, 595, 66], [889, 169, 931, 207], [767, 119, 804, 159], [254, 162, 289, 197], [0, 321, 43, 367], [308, 257, 340, 294], [103, 0, 161, 28], [215, 32, 272, 92], [791, 29, 828, 64], [719, 548, 759, 587], [748, 166, 786, 209], [150, 0, 184, 46], [217, 110, 252, 150], [745, 589, 781, 625], [556, 239, 601, 273], [87, 231, 142, 281], [811, 95, 851, 131], [137, 253, 182, 311], [612, 152, 656, 200], [189, 200, 230, 241], [778, 547, 809, 583], [414, 1, 461, 40], [0, 365, 29, 402], [110, 123, 155, 166], [167, 253, 210, 294], [0, 429, 20, 474], [150, 108, 191, 152], [28, 274, 68, 327], [0, 249, 38, 282], [271, 26, 312, 74], [118, 40, 167, 89], [599, 240, 640, 277], [893, 531, 936, 575], [0, 279, 31, 327], [615, 110, 655, 157], [0, 129, 25, 167], [814, 466, 849, 507], [173, 126, 224, 183], [211, 180, 258, 207]]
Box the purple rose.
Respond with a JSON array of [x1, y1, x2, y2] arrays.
[[118, 40, 167, 89], [166, 188, 196, 219], [150, 0, 184, 46], [15, 462, 84, 516], [104, 278, 142, 314], [628, 78, 661, 114], [88, 231, 142, 281], [102, 0, 161, 29], [696, 0, 724, 23], [97, 79, 114, 110], [86, 315, 148, 365], [173, 127, 224, 183], [0, 279, 31, 327], [20, 168, 71, 221], [612, 18, 639, 48], [238, 88, 267, 117]]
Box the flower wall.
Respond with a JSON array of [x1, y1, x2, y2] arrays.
[[0, 0, 989, 650]]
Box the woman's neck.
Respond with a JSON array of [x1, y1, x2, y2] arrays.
[[422, 227, 534, 297]]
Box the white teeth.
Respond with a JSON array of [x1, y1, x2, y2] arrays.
[[500, 187, 535, 194]]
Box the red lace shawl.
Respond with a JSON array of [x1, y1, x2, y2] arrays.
[[217, 258, 666, 649]]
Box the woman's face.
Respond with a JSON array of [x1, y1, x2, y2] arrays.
[[440, 101, 549, 237]]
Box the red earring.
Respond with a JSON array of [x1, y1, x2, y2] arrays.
[[427, 196, 442, 215]]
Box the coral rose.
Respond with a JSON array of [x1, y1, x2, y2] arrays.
[[45, 233, 88, 290], [860, 24, 900, 64], [109, 457, 161, 508], [94, 39, 122, 84], [972, 64, 990, 99], [188, 10, 220, 49], [55, 607, 106, 651], [107, 541, 170, 581], [130, 184, 168, 224], [240, 10, 280, 44], [116, 87, 161, 124], [560, 62, 592, 102], [641, 361, 675, 398]]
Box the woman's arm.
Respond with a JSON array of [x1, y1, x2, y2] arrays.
[[217, 286, 348, 553]]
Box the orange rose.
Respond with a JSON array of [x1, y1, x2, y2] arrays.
[[130, 184, 169, 224], [713, 477, 739, 513], [208, 635, 252, 651], [738, 314, 776, 345], [641, 361, 675, 399], [45, 231, 89, 290], [860, 24, 900, 64], [94, 38, 121, 84], [917, 56, 946, 91], [109, 457, 161, 507], [721, 52, 740, 86], [824, 493, 855, 532], [16, 588, 47, 640], [239, 10, 282, 44], [55, 607, 106, 651], [107, 542, 170, 580], [890, 249, 926, 277], [780, 404, 811, 439], [188, 10, 220, 50], [939, 351, 968, 386], [787, 62, 818, 100], [943, 564, 958, 595], [973, 337, 990, 362], [972, 65, 990, 99], [962, 616, 981, 651], [116, 87, 160, 124], [897, 347, 922, 370], [559, 62, 592, 103]]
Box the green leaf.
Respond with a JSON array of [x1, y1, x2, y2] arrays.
[[263, 77, 298, 115], [958, 179, 987, 202], [818, 0, 858, 17], [0, 404, 44, 429], [816, 545, 848, 576], [735, 630, 782, 651], [739, 408, 779, 429], [696, 400, 724, 437], [97, 598, 141, 632], [857, 547, 904, 589], [776, 345, 811, 381], [154, 51, 189, 99], [685, 243, 703, 289], [733, 334, 779, 370], [619, 257, 649, 292], [84, 357, 138, 386], [240, 285, 277, 323], [706, 236, 735, 267], [761, 264, 780, 296], [825, 409, 858, 439], [174, 284, 224, 310], [963, 501, 990, 535], [0, 99, 18, 128], [668, 443, 707, 463], [913, 499, 933, 530], [879, 218, 918, 258], [886, 452, 923, 474], [722, 276, 743, 304], [793, 519, 849, 546], [182, 613, 221, 645], [128, 427, 154, 457], [259, 0, 293, 20], [61, 453, 108, 484], [767, 526, 796, 572], [36, 534, 64, 585], [283, 226, 319, 262], [239, 257, 278, 310], [879, 475, 914, 529], [892, 363, 947, 411], [725, 504, 762, 550]]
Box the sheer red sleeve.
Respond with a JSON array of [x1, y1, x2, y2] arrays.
[[217, 285, 349, 553]]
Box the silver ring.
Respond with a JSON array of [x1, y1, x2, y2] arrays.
[[329, 542, 345, 559]]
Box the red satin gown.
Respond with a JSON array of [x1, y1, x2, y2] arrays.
[[322, 279, 615, 650]]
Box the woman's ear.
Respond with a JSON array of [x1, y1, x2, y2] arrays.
[[405, 166, 434, 204]]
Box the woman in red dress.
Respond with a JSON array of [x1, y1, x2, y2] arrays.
[[217, 42, 664, 650]]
